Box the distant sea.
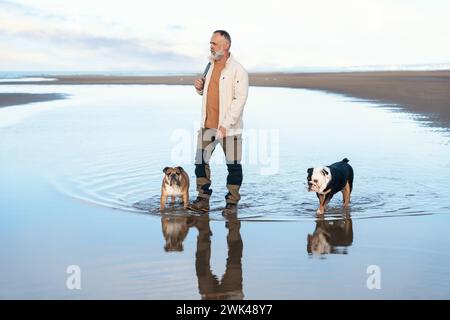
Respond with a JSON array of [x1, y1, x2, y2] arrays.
[[0, 70, 198, 79], [0, 63, 449, 79]]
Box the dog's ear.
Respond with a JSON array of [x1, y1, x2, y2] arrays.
[[321, 168, 329, 176], [163, 167, 170, 173], [176, 166, 184, 173], [307, 168, 313, 175]]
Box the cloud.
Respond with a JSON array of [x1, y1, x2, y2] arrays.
[[0, 3, 198, 71], [0, 0, 66, 21], [168, 25, 185, 31], [0, 0, 34, 13], [0, 28, 193, 62], [0, 30, 198, 70], [1, 0, 449, 71]]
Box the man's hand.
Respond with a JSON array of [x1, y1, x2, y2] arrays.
[[217, 126, 226, 139], [194, 78, 205, 91]]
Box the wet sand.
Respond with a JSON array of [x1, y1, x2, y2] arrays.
[[1, 70, 449, 126], [251, 71, 450, 127], [0, 93, 66, 108], [1, 83, 450, 299]]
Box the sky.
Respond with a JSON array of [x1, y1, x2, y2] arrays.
[[0, 0, 449, 72]]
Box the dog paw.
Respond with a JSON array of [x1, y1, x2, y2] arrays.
[[316, 209, 324, 215]]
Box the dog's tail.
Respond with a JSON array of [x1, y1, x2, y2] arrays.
[[342, 158, 350, 163]]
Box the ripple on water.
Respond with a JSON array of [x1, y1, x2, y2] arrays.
[[50, 159, 446, 222], [43, 86, 450, 222]]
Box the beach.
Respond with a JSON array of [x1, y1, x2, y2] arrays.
[[252, 71, 450, 127], [2, 70, 449, 127], [0, 93, 66, 108], [1, 75, 450, 299]]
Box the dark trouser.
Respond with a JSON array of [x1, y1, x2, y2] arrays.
[[194, 128, 243, 204]]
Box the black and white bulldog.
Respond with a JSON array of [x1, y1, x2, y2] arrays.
[[307, 158, 354, 214]]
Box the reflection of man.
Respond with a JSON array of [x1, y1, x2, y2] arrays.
[[307, 216, 353, 255], [187, 30, 249, 215], [195, 214, 244, 300]]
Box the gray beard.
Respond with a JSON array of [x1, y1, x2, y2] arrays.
[[210, 51, 224, 61]]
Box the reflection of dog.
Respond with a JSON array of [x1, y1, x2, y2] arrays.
[[160, 166, 189, 212], [307, 158, 354, 214], [161, 215, 195, 252], [307, 218, 353, 255]]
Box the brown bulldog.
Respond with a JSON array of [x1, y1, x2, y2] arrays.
[[160, 166, 189, 212]]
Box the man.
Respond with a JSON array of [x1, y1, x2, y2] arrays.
[[187, 30, 249, 215]]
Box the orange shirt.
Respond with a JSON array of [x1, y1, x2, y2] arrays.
[[204, 61, 225, 129]]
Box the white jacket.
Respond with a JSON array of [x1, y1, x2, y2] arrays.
[[196, 54, 249, 136]]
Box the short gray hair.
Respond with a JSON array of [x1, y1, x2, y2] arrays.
[[214, 30, 231, 47]]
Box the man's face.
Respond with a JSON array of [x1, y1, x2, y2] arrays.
[[209, 33, 227, 60]]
